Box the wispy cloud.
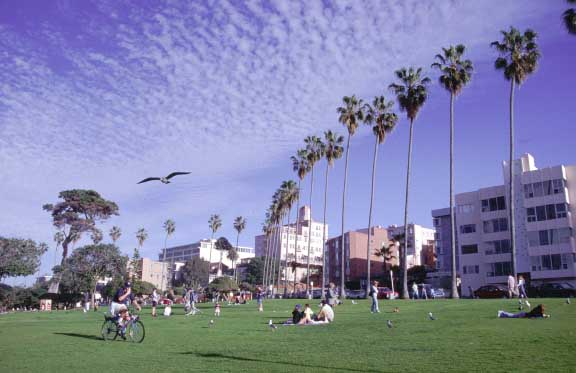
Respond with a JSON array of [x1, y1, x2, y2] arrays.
[[0, 0, 557, 279]]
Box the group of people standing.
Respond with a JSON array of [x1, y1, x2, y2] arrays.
[[507, 274, 529, 299]]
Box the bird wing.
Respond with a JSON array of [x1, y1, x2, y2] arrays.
[[137, 177, 161, 184], [166, 171, 191, 179]]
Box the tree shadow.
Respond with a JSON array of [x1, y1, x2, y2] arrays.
[[53, 332, 104, 341], [179, 352, 380, 372]]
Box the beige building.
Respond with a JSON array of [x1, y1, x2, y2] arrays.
[[137, 258, 169, 291], [254, 205, 328, 285]]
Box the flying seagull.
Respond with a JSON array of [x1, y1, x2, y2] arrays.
[[137, 172, 191, 184]]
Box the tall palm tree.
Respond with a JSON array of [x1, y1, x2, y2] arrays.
[[109, 226, 122, 244], [362, 96, 398, 298], [208, 215, 222, 281], [290, 149, 310, 292], [233, 216, 247, 281], [303, 135, 323, 295], [431, 44, 473, 299], [261, 212, 273, 289], [136, 228, 148, 249], [161, 220, 175, 288], [279, 180, 299, 296], [565, 0, 576, 34], [491, 27, 540, 279], [336, 95, 364, 298], [389, 67, 431, 299], [320, 130, 344, 293]]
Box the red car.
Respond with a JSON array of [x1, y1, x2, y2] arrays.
[[474, 284, 509, 299], [377, 287, 398, 299]]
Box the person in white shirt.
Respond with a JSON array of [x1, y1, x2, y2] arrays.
[[316, 301, 334, 323], [370, 280, 380, 313], [151, 288, 160, 318], [412, 282, 419, 300], [507, 274, 517, 298]]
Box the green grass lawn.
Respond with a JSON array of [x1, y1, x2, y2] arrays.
[[0, 298, 575, 372]]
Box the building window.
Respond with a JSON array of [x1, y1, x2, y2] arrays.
[[481, 196, 506, 212], [527, 203, 569, 223], [524, 179, 566, 199], [461, 244, 478, 254], [483, 218, 508, 233], [458, 204, 475, 214], [485, 239, 511, 255], [531, 254, 571, 271], [433, 218, 440, 227], [463, 265, 479, 274], [460, 224, 476, 234], [487, 261, 512, 277], [528, 228, 573, 247]]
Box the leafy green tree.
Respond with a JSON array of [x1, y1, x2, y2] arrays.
[[179, 257, 209, 288], [389, 67, 431, 299], [491, 27, 540, 278], [320, 130, 344, 292], [337, 95, 364, 298], [233, 216, 247, 281], [565, 0, 576, 34], [64, 244, 127, 307], [0, 237, 48, 281], [215, 237, 233, 275], [362, 96, 398, 297], [245, 256, 265, 285], [209, 276, 239, 292], [109, 226, 122, 244], [208, 215, 222, 281], [132, 281, 155, 296], [431, 44, 473, 299], [43, 190, 119, 264], [91, 229, 103, 244]]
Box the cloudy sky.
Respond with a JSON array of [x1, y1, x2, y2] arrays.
[[1, 0, 574, 284]]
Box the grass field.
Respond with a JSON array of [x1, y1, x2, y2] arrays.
[[0, 298, 575, 372]]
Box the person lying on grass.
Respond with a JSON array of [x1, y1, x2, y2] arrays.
[[498, 304, 550, 319]]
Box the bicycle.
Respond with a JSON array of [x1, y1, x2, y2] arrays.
[[101, 311, 145, 343]]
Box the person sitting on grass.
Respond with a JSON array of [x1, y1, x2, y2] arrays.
[[291, 304, 304, 324], [498, 304, 550, 319], [298, 304, 314, 325], [316, 300, 334, 323]]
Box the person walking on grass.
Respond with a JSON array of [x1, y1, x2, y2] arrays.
[[412, 282, 419, 300], [507, 274, 517, 298], [370, 280, 380, 313], [327, 282, 338, 308], [151, 288, 160, 317]]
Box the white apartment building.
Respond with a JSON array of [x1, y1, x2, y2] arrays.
[[159, 240, 255, 276], [254, 205, 328, 284], [432, 154, 575, 296], [386, 224, 435, 267]]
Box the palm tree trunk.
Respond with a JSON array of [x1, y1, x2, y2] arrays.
[[262, 233, 269, 288], [293, 179, 302, 295], [449, 93, 459, 299], [283, 207, 292, 297], [509, 79, 517, 278], [208, 232, 214, 285], [235, 232, 240, 282], [366, 137, 379, 298], [161, 235, 168, 291], [401, 119, 415, 299], [340, 134, 351, 299], [321, 161, 329, 297], [264, 227, 274, 290], [269, 224, 279, 292], [277, 214, 287, 294], [306, 166, 315, 296]]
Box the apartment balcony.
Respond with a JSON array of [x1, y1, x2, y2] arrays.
[[531, 268, 576, 281], [527, 238, 576, 257], [526, 214, 572, 231]]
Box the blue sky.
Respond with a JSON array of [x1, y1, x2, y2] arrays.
[[1, 0, 575, 285]]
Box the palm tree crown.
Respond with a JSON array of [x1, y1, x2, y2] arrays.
[[291, 149, 310, 181], [164, 219, 176, 237], [322, 130, 344, 166], [136, 228, 148, 247], [564, 0, 576, 35], [388, 67, 431, 121], [337, 95, 364, 135], [491, 27, 540, 84], [208, 215, 222, 235], [109, 226, 122, 244], [304, 135, 324, 168], [364, 96, 398, 143], [431, 44, 474, 96], [233, 216, 246, 236]]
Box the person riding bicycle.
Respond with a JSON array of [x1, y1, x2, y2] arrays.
[[110, 281, 141, 329]]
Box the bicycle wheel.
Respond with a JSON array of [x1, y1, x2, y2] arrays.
[[127, 320, 145, 343], [101, 319, 118, 341]]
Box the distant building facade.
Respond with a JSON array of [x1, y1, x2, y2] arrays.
[[136, 258, 170, 291], [325, 226, 395, 285], [432, 154, 576, 296], [387, 224, 436, 268], [254, 205, 328, 285]]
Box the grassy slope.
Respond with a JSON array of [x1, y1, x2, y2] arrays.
[[0, 299, 575, 372]]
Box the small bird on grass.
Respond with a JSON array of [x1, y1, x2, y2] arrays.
[[209, 319, 214, 327], [351, 300, 357, 305], [269, 320, 277, 330], [525, 300, 531, 308], [428, 312, 436, 320], [566, 298, 571, 305], [386, 320, 393, 328], [393, 307, 400, 313]]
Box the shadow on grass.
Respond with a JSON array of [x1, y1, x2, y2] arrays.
[[53, 332, 104, 341], [179, 352, 379, 372]]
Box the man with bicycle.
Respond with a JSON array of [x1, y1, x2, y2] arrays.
[[110, 281, 141, 330]]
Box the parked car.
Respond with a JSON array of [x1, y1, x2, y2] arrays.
[[474, 284, 509, 299], [377, 287, 398, 299], [346, 289, 366, 299], [430, 288, 446, 299], [537, 283, 576, 298]]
